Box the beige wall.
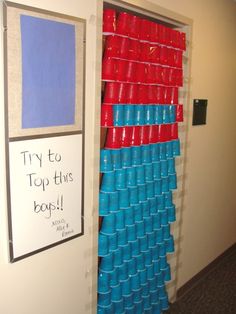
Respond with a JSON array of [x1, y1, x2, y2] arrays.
[[0, 0, 101, 313], [148, 0, 236, 287]]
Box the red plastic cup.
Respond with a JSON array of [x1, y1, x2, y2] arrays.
[[148, 44, 160, 64], [105, 127, 122, 149], [116, 12, 131, 36], [128, 15, 141, 39], [146, 64, 157, 84], [149, 125, 159, 143], [102, 57, 116, 81], [170, 29, 180, 48], [168, 48, 175, 67], [121, 126, 132, 147], [176, 104, 183, 122], [115, 59, 128, 82], [175, 50, 183, 68], [103, 9, 116, 34], [175, 68, 183, 87], [160, 46, 168, 65], [128, 39, 141, 61], [126, 84, 138, 104], [169, 68, 176, 86], [162, 67, 171, 86], [137, 84, 148, 104], [156, 66, 164, 85], [170, 87, 178, 104], [140, 126, 150, 145], [158, 124, 170, 142], [103, 82, 120, 103], [125, 61, 137, 83], [119, 37, 130, 59], [149, 22, 159, 43], [180, 32, 186, 51], [164, 87, 172, 104], [118, 83, 128, 103], [101, 104, 114, 127], [171, 123, 178, 140], [130, 126, 141, 146], [103, 35, 120, 58], [147, 85, 158, 104], [157, 86, 165, 104], [140, 42, 150, 62], [159, 25, 171, 46], [139, 18, 150, 41], [136, 63, 147, 84], [166, 124, 172, 141]]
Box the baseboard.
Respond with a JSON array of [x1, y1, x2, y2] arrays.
[[176, 242, 236, 299]]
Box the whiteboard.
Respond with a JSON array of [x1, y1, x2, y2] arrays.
[[8, 134, 84, 261]]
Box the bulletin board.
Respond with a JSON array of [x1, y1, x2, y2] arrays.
[[3, 1, 86, 262]]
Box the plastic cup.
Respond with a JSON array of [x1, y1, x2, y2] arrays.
[[121, 278, 132, 296], [150, 289, 159, 304], [146, 263, 154, 279], [134, 105, 145, 126], [113, 298, 125, 314], [171, 123, 178, 140], [116, 59, 128, 82], [101, 104, 113, 127], [146, 64, 157, 84], [105, 127, 122, 149], [136, 254, 145, 271], [122, 243, 132, 261], [172, 139, 181, 156], [163, 264, 171, 281], [115, 210, 125, 230], [103, 82, 120, 104], [162, 224, 171, 241], [99, 192, 109, 216], [126, 84, 139, 104], [149, 125, 159, 144], [103, 9, 116, 34], [153, 259, 161, 274], [113, 247, 123, 267], [100, 171, 116, 192], [136, 220, 145, 238], [160, 209, 168, 225], [146, 182, 155, 199], [156, 66, 164, 85], [161, 160, 168, 177], [167, 158, 175, 175], [125, 61, 137, 83], [100, 213, 116, 235], [130, 126, 141, 146], [113, 105, 124, 127], [153, 162, 161, 180], [135, 63, 146, 84], [145, 106, 154, 125], [147, 231, 156, 248], [100, 252, 114, 272], [129, 15, 141, 39], [149, 44, 159, 63], [141, 282, 149, 297], [98, 291, 111, 306], [102, 57, 116, 81], [98, 270, 110, 293], [121, 147, 132, 168], [138, 185, 147, 202], [144, 163, 154, 182], [141, 145, 151, 164], [152, 302, 161, 314], [129, 186, 139, 205], [98, 232, 109, 257], [117, 228, 127, 246], [158, 243, 166, 258], [157, 86, 164, 104], [111, 283, 122, 302], [159, 143, 166, 160], [162, 106, 170, 124], [125, 305, 135, 314], [139, 235, 148, 252], [144, 216, 153, 233], [126, 258, 137, 275], [166, 141, 173, 159], [176, 104, 184, 122], [153, 106, 163, 125], [160, 296, 169, 311], [165, 235, 175, 253], [127, 224, 136, 242], [134, 300, 143, 314], [118, 83, 128, 104], [149, 21, 159, 43], [151, 144, 160, 162], [154, 179, 162, 196], [136, 165, 145, 185], [118, 189, 129, 208], [137, 84, 148, 103], [124, 206, 135, 226], [167, 204, 176, 223], [119, 36, 130, 59], [123, 105, 135, 126], [110, 149, 122, 170], [149, 197, 157, 215], [100, 149, 113, 173], [110, 267, 119, 287], [156, 228, 164, 244], [117, 260, 128, 281], [156, 271, 164, 286], [115, 168, 126, 190], [130, 238, 140, 256], [143, 295, 151, 311], [164, 191, 173, 207], [169, 105, 176, 123], [103, 35, 120, 59], [141, 200, 150, 218], [126, 167, 136, 187], [116, 12, 131, 36], [147, 85, 157, 104], [130, 273, 140, 290], [139, 18, 150, 41], [157, 194, 164, 211], [131, 146, 142, 166], [169, 173, 177, 190], [160, 45, 168, 65], [132, 204, 142, 223]]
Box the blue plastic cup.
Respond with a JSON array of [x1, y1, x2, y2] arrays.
[[121, 278, 132, 296], [98, 232, 109, 257], [100, 252, 114, 272], [162, 224, 170, 240], [132, 204, 143, 222], [119, 189, 129, 208], [153, 161, 161, 180], [136, 220, 145, 238], [113, 248, 123, 267], [169, 173, 177, 190], [98, 291, 111, 306], [129, 187, 139, 205], [154, 105, 163, 124], [111, 149, 122, 170], [143, 294, 151, 310], [156, 228, 164, 244], [169, 105, 176, 123], [124, 206, 134, 226], [163, 264, 171, 281], [131, 146, 142, 166], [100, 149, 113, 173], [138, 185, 147, 202], [109, 191, 119, 213], [144, 250, 153, 267], [141, 145, 151, 164], [152, 213, 161, 230], [151, 143, 160, 162], [165, 235, 175, 253], [130, 239, 140, 257], [139, 268, 147, 285], [148, 275, 157, 292], [134, 105, 145, 125], [113, 298, 125, 314], [144, 216, 153, 233], [166, 141, 173, 158], [154, 179, 162, 196], [111, 283, 122, 301], [161, 160, 168, 177], [108, 233, 118, 252], [115, 210, 125, 230], [159, 143, 166, 160], [159, 255, 168, 269], [133, 288, 142, 303], [139, 235, 148, 252], [156, 194, 164, 211], [162, 106, 170, 124], [146, 182, 155, 199], [145, 163, 154, 182], [134, 300, 143, 314], [117, 262, 128, 281], [101, 213, 116, 235], [98, 270, 110, 293], [149, 197, 157, 214], [115, 168, 127, 190], [145, 105, 154, 125], [153, 259, 161, 274], [136, 165, 145, 185], [146, 263, 155, 280], [150, 289, 159, 303], [110, 269, 119, 288], [164, 191, 173, 207], [140, 282, 149, 297], [113, 104, 124, 127], [158, 285, 167, 298], [97, 303, 114, 314], [161, 176, 169, 193], [125, 306, 135, 314], [130, 273, 140, 290], [117, 228, 127, 246], [126, 258, 137, 275], [136, 254, 145, 271], [121, 147, 132, 168], [99, 192, 110, 216], [167, 204, 176, 223], [126, 167, 136, 187], [160, 209, 168, 225], [156, 271, 164, 286], [167, 157, 175, 174], [160, 295, 169, 310], [124, 105, 135, 126], [152, 302, 161, 314], [151, 245, 159, 261], [122, 243, 132, 261], [100, 171, 116, 192], [127, 224, 136, 242], [147, 231, 156, 248], [172, 139, 181, 156]]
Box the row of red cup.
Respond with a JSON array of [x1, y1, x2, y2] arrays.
[[103, 9, 186, 51], [104, 35, 183, 68], [103, 82, 179, 105], [105, 124, 178, 149], [102, 58, 183, 86]]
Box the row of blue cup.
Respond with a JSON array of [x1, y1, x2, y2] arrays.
[[100, 143, 180, 172], [113, 104, 176, 126]]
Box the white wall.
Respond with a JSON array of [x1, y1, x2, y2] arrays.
[[149, 0, 236, 287], [0, 1, 101, 313]]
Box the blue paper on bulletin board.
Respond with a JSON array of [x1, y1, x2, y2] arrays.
[[20, 15, 76, 128]]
